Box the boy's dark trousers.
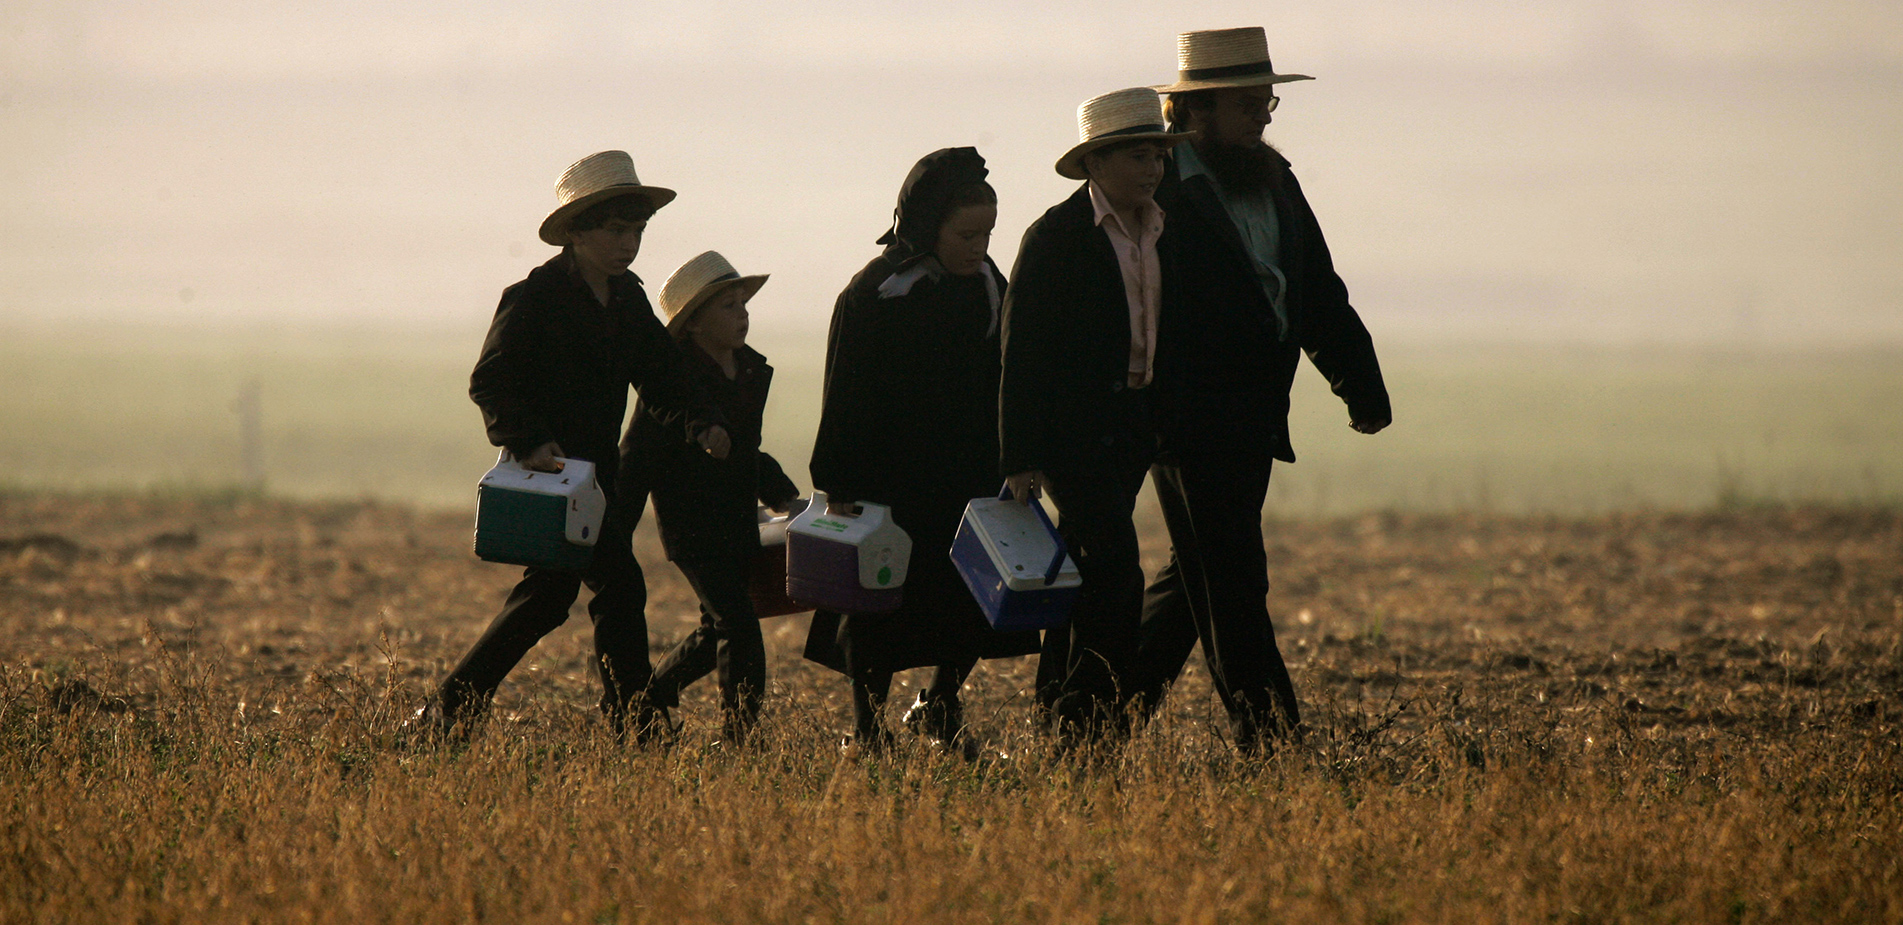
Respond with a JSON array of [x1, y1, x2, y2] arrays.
[[1133, 449, 1302, 752], [436, 505, 651, 727], [647, 554, 766, 734], [1036, 386, 1158, 741]]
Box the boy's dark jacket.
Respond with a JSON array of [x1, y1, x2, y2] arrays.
[[999, 183, 1148, 477], [619, 342, 798, 562], [1152, 145, 1389, 462], [470, 252, 725, 484]]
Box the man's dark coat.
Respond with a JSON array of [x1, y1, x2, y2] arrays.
[[1152, 146, 1389, 461]]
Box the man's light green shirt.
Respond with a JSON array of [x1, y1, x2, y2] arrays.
[[1176, 142, 1290, 339]]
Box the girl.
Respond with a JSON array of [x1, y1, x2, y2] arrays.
[[803, 148, 1038, 756]]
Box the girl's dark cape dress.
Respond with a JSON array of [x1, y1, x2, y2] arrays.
[[803, 147, 1040, 676]]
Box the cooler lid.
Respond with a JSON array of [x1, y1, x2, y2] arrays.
[[480, 456, 598, 499], [966, 498, 1079, 591]]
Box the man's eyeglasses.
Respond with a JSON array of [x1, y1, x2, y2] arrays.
[[1230, 95, 1280, 115]]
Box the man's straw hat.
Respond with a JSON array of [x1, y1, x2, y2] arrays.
[[658, 251, 768, 334], [1054, 88, 1188, 181], [1152, 27, 1313, 94], [538, 150, 677, 246]]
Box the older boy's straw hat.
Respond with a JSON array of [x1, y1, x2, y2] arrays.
[[658, 251, 768, 334], [1153, 27, 1313, 94], [1054, 87, 1188, 180], [537, 150, 677, 246]]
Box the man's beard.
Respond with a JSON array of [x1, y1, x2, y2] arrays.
[[1196, 138, 1278, 195]]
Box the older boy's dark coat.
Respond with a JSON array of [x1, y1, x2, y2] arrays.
[[619, 343, 798, 563], [1151, 147, 1389, 461], [998, 184, 1151, 477], [470, 252, 721, 476]]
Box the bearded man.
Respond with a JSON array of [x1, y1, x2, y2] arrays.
[[1138, 28, 1392, 753]]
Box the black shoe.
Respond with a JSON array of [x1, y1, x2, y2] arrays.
[[397, 702, 474, 747], [839, 726, 895, 760], [608, 696, 677, 747], [901, 692, 965, 741], [719, 715, 758, 750]]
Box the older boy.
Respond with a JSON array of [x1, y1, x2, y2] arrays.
[[419, 150, 729, 740]]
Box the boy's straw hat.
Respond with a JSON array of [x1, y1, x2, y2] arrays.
[[658, 251, 768, 333], [538, 150, 677, 246], [1152, 27, 1313, 94], [1054, 87, 1188, 180]]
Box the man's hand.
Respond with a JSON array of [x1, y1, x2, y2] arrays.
[[1350, 417, 1389, 435], [1005, 470, 1046, 503], [521, 441, 566, 472], [697, 425, 732, 460]]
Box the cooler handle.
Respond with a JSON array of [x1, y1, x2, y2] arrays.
[[497, 448, 574, 477], [999, 482, 1068, 586]]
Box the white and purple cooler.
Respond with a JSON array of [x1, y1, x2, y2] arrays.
[[785, 490, 912, 612], [473, 452, 607, 572], [951, 486, 1080, 632]]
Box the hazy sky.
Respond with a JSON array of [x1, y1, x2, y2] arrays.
[[5, 0, 1901, 348]]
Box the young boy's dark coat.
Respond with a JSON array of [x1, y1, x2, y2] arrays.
[[618, 342, 799, 559]]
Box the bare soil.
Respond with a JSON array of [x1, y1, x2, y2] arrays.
[[2, 492, 1899, 923]]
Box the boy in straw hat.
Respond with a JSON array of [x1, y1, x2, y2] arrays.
[[1000, 88, 1188, 748], [417, 150, 731, 742], [618, 251, 799, 746], [1133, 27, 1392, 753]]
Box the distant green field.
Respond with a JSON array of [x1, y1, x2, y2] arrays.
[[3, 323, 1898, 515]]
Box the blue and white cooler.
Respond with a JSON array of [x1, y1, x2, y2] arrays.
[[473, 452, 607, 572], [951, 486, 1080, 632], [785, 490, 911, 612]]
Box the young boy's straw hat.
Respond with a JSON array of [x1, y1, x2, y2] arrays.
[[658, 251, 769, 334]]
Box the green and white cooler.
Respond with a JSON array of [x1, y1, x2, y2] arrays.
[[473, 452, 607, 572]]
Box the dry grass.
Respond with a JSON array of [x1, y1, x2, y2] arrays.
[[2, 491, 1900, 923]]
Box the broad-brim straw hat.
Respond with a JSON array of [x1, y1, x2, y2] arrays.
[[1153, 27, 1313, 94], [537, 150, 678, 246], [1054, 88, 1188, 181], [658, 251, 768, 334]]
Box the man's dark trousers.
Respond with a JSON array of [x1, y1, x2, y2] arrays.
[[1136, 448, 1301, 750], [437, 505, 650, 725]]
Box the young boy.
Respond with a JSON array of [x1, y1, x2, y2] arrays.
[[418, 150, 729, 740], [620, 251, 799, 745]]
